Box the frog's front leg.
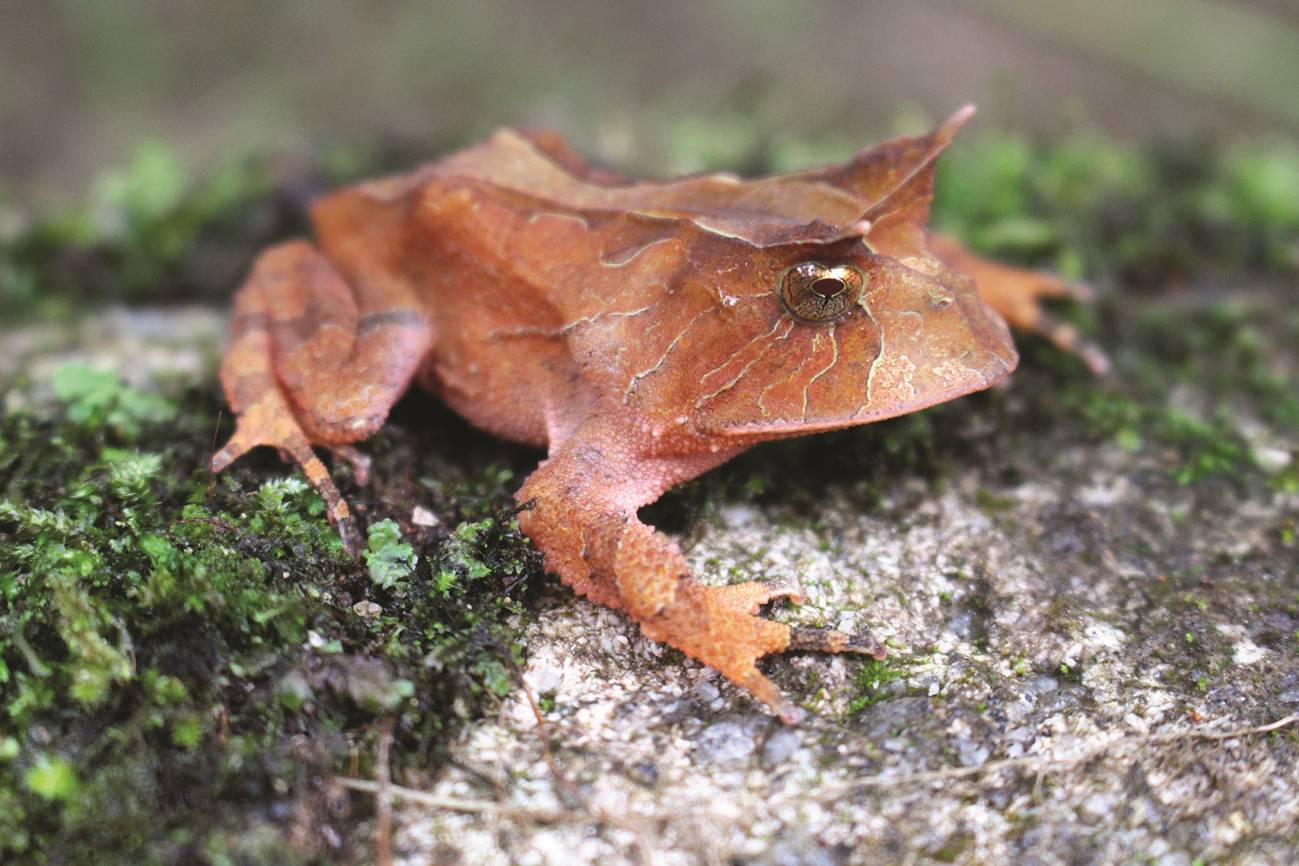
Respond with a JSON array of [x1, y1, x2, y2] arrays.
[[516, 421, 886, 723], [931, 233, 1110, 375], [212, 241, 432, 553]]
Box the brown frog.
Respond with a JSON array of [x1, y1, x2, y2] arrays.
[[212, 106, 1104, 722]]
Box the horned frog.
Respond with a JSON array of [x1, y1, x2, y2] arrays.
[[213, 106, 1104, 722]]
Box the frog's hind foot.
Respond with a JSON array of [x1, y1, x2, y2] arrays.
[[211, 395, 363, 556], [212, 241, 432, 556]]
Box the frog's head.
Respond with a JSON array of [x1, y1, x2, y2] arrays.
[[687, 231, 1017, 440], [522, 105, 1016, 439], [680, 106, 1018, 440]]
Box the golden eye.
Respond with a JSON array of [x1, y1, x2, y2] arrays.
[[779, 262, 864, 322]]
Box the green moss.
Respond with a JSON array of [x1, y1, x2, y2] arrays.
[[1070, 388, 1257, 485], [363, 518, 418, 589], [0, 367, 542, 863], [846, 657, 912, 713], [23, 756, 81, 803]]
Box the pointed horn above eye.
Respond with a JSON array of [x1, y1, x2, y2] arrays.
[[815, 105, 978, 258], [811, 104, 977, 221], [858, 104, 976, 218], [943, 103, 978, 136]]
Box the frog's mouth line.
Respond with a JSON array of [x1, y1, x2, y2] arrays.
[[708, 355, 1015, 440]]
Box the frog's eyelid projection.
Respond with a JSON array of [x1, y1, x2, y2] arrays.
[[779, 261, 864, 323]]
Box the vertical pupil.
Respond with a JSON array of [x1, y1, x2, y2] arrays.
[[809, 277, 845, 297]]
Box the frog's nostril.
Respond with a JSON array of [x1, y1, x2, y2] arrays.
[[927, 288, 955, 309]]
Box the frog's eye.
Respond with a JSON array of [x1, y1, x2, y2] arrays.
[[779, 262, 864, 323]]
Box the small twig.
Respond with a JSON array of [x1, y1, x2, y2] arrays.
[[205, 409, 223, 504], [337, 713, 1298, 866], [374, 719, 394, 866], [336, 777, 560, 819], [338, 774, 663, 864], [504, 665, 657, 865], [503, 643, 582, 808], [811, 712, 1299, 800], [338, 710, 1299, 865]]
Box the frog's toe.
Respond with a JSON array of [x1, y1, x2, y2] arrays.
[[1023, 271, 1093, 302], [210, 434, 252, 475], [280, 439, 364, 555], [1059, 278, 1094, 303], [733, 665, 807, 725], [713, 577, 806, 615], [212, 410, 364, 556], [1033, 309, 1111, 376], [788, 626, 887, 659], [326, 444, 372, 486]]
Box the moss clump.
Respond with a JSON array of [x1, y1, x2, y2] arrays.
[[846, 657, 912, 713], [0, 366, 542, 863]]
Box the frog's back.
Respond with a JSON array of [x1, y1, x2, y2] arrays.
[[301, 132, 742, 449], [299, 158, 577, 447]]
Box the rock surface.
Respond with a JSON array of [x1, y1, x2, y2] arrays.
[[7, 299, 1296, 866], [392, 457, 1298, 865]]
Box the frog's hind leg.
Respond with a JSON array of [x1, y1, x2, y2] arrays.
[[212, 240, 431, 553], [931, 233, 1110, 375]]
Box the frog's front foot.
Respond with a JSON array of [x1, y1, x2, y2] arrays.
[[640, 581, 886, 724], [516, 420, 890, 723], [931, 233, 1110, 375]]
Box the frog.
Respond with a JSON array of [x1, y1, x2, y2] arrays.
[[212, 105, 1105, 723]]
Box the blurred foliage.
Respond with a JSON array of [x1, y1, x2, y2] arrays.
[[933, 133, 1299, 281], [1, 144, 276, 321], [5, 124, 1299, 326], [0, 367, 543, 863]]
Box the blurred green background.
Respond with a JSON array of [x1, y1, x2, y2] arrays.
[[4, 0, 1298, 201]]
